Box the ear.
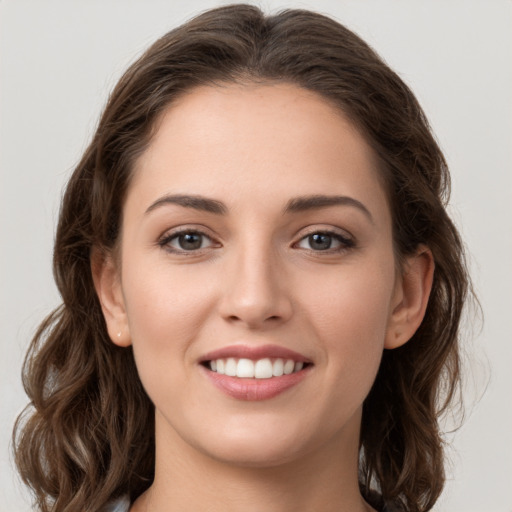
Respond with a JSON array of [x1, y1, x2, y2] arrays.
[[91, 247, 131, 347], [385, 245, 434, 349]]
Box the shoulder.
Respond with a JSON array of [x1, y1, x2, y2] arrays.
[[382, 501, 408, 512], [99, 495, 131, 512], [364, 490, 407, 512]]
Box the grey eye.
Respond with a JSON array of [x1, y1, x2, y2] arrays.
[[306, 233, 333, 251], [168, 232, 212, 251], [296, 231, 353, 252]]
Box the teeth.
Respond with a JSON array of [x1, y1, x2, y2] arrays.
[[225, 358, 237, 377], [273, 358, 284, 377], [283, 359, 295, 375], [254, 358, 273, 379], [237, 358, 255, 378], [209, 357, 306, 378]]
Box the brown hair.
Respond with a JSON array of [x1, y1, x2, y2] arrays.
[[13, 5, 470, 512]]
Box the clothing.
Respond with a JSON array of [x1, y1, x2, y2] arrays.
[[103, 495, 398, 512], [101, 495, 130, 512]]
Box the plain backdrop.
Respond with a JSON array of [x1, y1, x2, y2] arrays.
[[1, 1, 511, 511]]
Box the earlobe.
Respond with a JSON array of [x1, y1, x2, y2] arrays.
[[385, 246, 434, 350], [91, 247, 131, 347]]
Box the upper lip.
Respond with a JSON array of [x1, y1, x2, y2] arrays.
[[200, 344, 312, 363]]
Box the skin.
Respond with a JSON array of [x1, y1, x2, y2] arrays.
[[94, 83, 433, 512]]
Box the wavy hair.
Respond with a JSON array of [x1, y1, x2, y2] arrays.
[[13, 5, 471, 512]]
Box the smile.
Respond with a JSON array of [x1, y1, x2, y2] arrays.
[[207, 358, 305, 379], [200, 345, 312, 401]]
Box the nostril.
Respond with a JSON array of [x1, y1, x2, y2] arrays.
[[220, 289, 293, 328], [226, 314, 282, 324]]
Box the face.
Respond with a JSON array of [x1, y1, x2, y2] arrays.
[[101, 83, 408, 468]]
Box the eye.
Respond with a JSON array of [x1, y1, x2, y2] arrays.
[[296, 231, 354, 252], [159, 230, 215, 253]]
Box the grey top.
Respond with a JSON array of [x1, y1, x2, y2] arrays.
[[102, 496, 398, 512], [101, 496, 130, 512]]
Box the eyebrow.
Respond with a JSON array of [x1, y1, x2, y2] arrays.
[[284, 195, 374, 223], [145, 194, 227, 215], [144, 193, 373, 222]]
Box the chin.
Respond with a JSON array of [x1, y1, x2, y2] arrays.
[[188, 415, 333, 469], [204, 438, 309, 469]]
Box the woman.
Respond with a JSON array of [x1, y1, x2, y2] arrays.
[[13, 5, 470, 512]]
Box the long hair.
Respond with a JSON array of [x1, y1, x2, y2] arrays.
[[13, 5, 471, 512]]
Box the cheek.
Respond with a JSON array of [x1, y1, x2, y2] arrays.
[[123, 254, 207, 328], [306, 262, 394, 336], [120, 258, 219, 374], [119, 259, 221, 416], [300, 256, 396, 384]]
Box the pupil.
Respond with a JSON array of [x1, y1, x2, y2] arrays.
[[310, 233, 331, 250], [179, 233, 202, 250]]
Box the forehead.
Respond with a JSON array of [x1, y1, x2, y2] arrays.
[[128, 82, 389, 222]]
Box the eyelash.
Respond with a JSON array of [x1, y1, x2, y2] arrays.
[[293, 229, 355, 253], [158, 228, 217, 255], [157, 228, 355, 255]]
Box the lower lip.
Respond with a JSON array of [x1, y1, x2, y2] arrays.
[[201, 365, 311, 401]]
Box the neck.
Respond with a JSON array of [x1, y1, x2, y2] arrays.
[[132, 409, 374, 512]]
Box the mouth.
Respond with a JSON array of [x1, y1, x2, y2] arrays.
[[199, 345, 313, 401], [202, 357, 310, 379]]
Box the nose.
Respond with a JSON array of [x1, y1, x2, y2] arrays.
[[218, 242, 293, 330]]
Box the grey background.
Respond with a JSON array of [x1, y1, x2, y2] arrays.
[[1, 1, 511, 510]]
